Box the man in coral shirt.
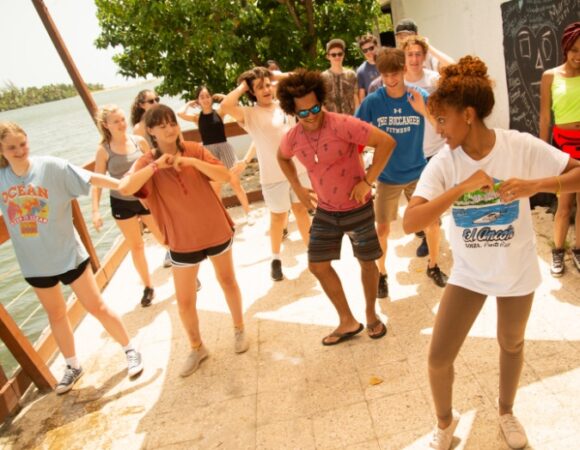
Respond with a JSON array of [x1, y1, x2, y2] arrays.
[[276, 69, 396, 345]]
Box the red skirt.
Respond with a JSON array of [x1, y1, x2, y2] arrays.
[[553, 126, 580, 159]]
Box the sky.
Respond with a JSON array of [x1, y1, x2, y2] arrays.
[[1, 0, 135, 88]]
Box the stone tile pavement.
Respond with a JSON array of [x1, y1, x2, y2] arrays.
[[1, 203, 579, 449]]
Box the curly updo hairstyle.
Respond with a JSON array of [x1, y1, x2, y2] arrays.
[[276, 69, 327, 116], [428, 55, 495, 120]]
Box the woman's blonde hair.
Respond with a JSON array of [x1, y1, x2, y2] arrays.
[[95, 104, 122, 145], [0, 122, 27, 168]]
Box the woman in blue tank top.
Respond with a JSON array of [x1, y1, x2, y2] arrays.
[[178, 86, 252, 223], [93, 105, 164, 307]]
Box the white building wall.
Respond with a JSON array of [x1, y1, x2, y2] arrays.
[[390, 0, 510, 128]]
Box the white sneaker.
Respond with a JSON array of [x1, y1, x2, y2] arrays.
[[429, 410, 460, 450], [499, 413, 528, 449], [234, 328, 249, 354], [245, 213, 255, 226], [126, 349, 144, 377], [180, 345, 208, 377]]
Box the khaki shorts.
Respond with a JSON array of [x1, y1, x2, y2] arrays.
[[374, 179, 418, 224], [262, 172, 311, 213]]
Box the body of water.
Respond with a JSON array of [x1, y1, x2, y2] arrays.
[[0, 80, 251, 374]]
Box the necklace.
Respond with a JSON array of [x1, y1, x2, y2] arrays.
[[302, 116, 325, 164]]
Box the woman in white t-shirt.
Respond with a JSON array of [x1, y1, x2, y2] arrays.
[[403, 57, 580, 450]]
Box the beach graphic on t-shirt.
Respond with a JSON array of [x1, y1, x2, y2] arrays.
[[2, 184, 49, 237], [453, 180, 519, 228], [452, 179, 519, 249]]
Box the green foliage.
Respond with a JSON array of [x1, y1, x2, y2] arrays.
[[0, 83, 104, 112], [94, 0, 380, 99]]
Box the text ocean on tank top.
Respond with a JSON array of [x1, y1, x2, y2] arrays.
[[104, 136, 141, 200], [198, 110, 227, 145]]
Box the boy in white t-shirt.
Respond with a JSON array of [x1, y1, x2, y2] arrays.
[[403, 56, 580, 450], [221, 67, 311, 281], [403, 36, 452, 263]]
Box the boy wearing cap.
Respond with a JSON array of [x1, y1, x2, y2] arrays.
[[356, 48, 448, 298], [322, 39, 359, 115], [356, 34, 380, 102], [394, 18, 454, 71]]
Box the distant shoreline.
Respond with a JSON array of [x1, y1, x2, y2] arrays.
[[0, 79, 160, 113]]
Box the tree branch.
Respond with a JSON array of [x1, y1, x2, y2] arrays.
[[280, 0, 303, 29]]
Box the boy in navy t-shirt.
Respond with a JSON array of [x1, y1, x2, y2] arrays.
[[356, 47, 447, 297]]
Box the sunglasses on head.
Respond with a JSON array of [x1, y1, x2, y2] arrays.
[[142, 97, 160, 105], [296, 104, 322, 119], [329, 52, 344, 57], [361, 45, 375, 54]]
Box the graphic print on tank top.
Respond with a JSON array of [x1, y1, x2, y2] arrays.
[[452, 178, 519, 249]]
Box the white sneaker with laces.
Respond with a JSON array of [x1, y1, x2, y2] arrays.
[[234, 328, 249, 354], [126, 349, 144, 377], [180, 345, 208, 377], [429, 410, 460, 450], [499, 413, 528, 449]]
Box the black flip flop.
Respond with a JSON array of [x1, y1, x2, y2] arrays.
[[321, 323, 364, 346], [367, 320, 387, 339]]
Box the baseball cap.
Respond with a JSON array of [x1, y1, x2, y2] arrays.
[[326, 38, 346, 53]]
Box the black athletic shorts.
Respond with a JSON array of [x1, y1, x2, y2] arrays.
[[169, 238, 233, 267], [25, 258, 91, 289], [110, 196, 150, 220]]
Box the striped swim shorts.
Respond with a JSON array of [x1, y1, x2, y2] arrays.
[[308, 201, 382, 263]]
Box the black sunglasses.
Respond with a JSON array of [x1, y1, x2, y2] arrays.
[[361, 45, 375, 54], [329, 52, 344, 57], [142, 97, 160, 105], [296, 104, 322, 119]]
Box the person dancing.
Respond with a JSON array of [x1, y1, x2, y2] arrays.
[[0, 122, 144, 394], [403, 56, 580, 449], [119, 105, 249, 377], [177, 86, 252, 222], [93, 105, 164, 307], [539, 22, 580, 276]]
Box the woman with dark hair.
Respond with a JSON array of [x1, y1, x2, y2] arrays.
[[130, 89, 173, 268], [539, 22, 580, 276], [177, 86, 251, 221], [0, 122, 144, 395], [131, 89, 160, 143], [119, 104, 249, 377], [403, 56, 580, 449]]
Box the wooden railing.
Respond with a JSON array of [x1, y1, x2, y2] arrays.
[[0, 124, 259, 422]]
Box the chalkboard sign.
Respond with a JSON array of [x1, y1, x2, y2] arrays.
[[501, 0, 579, 136]]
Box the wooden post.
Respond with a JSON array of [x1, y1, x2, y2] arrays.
[[0, 305, 56, 392], [30, 0, 98, 121], [71, 199, 100, 272]]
